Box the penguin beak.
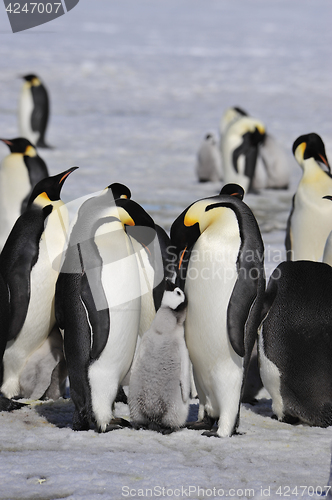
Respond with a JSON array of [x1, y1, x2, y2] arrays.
[[58, 166, 79, 186], [319, 154, 331, 174], [0, 139, 13, 146], [323, 195, 332, 201]]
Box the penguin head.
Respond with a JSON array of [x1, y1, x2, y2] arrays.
[[28, 166, 78, 209], [219, 183, 245, 200], [106, 183, 131, 200], [161, 279, 187, 312], [292, 133, 330, 174], [220, 106, 249, 135], [0, 137, 37, 157], [22, 74, 41, 86]]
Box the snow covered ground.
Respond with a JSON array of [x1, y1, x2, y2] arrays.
[[0, 1, 332, 498]]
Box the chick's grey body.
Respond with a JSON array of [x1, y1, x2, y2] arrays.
[[129, 286, 190, 432]]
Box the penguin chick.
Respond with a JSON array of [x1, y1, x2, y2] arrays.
[[18, 74, 51, 148], [196, 133, 222, 183], [129, 280, 190, 433], [285, 133, 332, 261], [0, 137, 49, 249]]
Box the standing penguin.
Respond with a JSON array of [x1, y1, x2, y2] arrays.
[[55, 189, 159, 432], [220, 114, 266, 193], [285, 133, 332, 261], [259, 260, 332, 427], [18, 74, 51, 148], [0, 137, 49, 249], [0, 167, 77, 399], [129, 280, 190, 433], [170, 185, 265, 437], [196, 133, 222, 183]]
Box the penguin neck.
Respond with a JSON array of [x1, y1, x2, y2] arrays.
[[301, 158, 329, 183], [152, 306, 182, 335]]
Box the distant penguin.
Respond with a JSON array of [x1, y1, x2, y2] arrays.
[[285, 133, 332, 261], [19, 74, 51, 148], [129, 280, 190, 433], [259, 260, 332, 427], [55, 190, 158, 431], [0, 166, 77, 400], [196, 133, 222, 182], [0, 137, 49, 248], [170, 186, 265, 437], [220, 114, 266, 192], [220, 107, 290, 190]]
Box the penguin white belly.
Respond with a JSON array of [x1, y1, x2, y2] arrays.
[[291, 186, 332, 261], [19, 84, 39, 145], [258, 325, 284, 419], [0, 155, 31, 248], [185, 227, 244, 437], [1, 237, 58, 398], [88, 227, 141, 431]]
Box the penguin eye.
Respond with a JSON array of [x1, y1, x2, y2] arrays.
[[176, 290, 181, 296]]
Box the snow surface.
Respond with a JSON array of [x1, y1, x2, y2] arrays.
[[0, 1, 332, 498]]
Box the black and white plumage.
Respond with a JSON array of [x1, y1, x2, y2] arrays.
[[170, 186, 265, 437], [129, 280, 190, 433], [55, 188, 161, 431], [0, 137, 49, 249], [219, 107, 290, 190], [0, 167, 77, 400], [285, 133, 332, 262], [18, 74, 51, 148], [259, 260, 332, 427]]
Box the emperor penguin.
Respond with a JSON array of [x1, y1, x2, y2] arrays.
[[0, 166, 77, 400], [196, 133, 222, 183], [129, 280, 190, 433], [285, 133, 332, 261], [220, 107, 290, 190], [0, 137, 49, 249], [170, 185, 265, 437], [55, 190, 159, 432], [258, 260, 332, 427], [18, 74, 51, 148], [220, 114, 266, 192]]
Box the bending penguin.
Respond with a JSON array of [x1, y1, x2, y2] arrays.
[[129, 279, 190, 433], [0, 137, 49, 249], [285, 133, 332, 261], [55, 188, 159, 431], [196, 132, 222, 183], [18, 74, 51, 148], [170, 184, 265, 437], [219, 107, 290, 190], [0, 166, 77, 400], [220, 113, 265, 192], [259, 260, 332, 427]]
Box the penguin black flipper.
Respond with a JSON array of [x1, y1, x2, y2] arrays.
[[225, 203, 265, 358], [285, 194, 295, 261], [80, 272, 110, 361], [0, 206, 51, 341], [31, 84, 50, 148]]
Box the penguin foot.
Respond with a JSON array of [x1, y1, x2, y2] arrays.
[[186, 413, 215, 430], [101, 418, 132, 433], [0, 395, 26, 412], [201, 431, 221, 438], [272, 413, 300, 425]]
